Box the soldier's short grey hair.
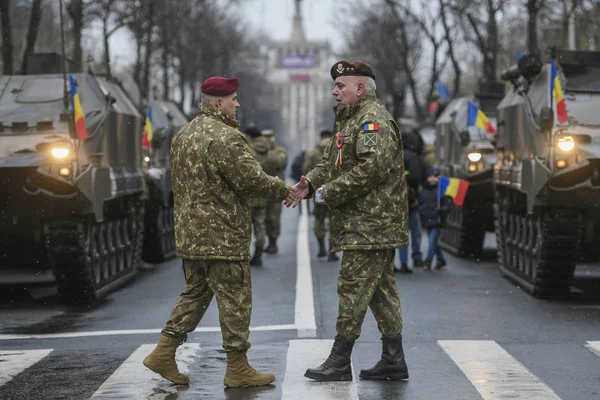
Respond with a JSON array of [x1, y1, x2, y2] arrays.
[[200, 92, 223, 104], [362, 77, 377, 92]]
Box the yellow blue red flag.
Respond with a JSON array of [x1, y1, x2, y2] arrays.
[[550, 59, 569, 124], [439, 176, 470, 206], [142, 106, 153, 150], [467, 101, 496, 134], [69, 75, 88, 141]]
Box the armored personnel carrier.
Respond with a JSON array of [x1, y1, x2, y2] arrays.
[[0, 55, 145, 304], [436, 80, 505, 259], [141, 100, 188, 262], [494, 50, 600, 298]]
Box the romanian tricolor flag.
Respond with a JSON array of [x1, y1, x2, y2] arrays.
[[69, 75, 88, 141], [439, 176, 470, 207], [550, 59, 569, 124], [363, 123, 379, 131], [467, 101, 496, 134], [142, 106, 153, 150]]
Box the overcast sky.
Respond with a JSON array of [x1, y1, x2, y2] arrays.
[[109, 0, 345, 70]]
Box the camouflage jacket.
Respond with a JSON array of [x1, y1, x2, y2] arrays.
[[305, 91, 409, 251], [170, 103, 289, 261], [302, 137, 331, 175], [265, 142, 288, 180], [248, 136, 271, 208]]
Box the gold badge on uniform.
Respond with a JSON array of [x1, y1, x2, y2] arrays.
[[336, 63, 345, 74]]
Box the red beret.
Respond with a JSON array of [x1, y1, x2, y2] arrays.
[[200, 77, 239, 96], [330, 60, 376, 81]]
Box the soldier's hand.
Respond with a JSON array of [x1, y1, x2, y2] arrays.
[[284, 185, 298, 208], [287, 176, 309, 208]]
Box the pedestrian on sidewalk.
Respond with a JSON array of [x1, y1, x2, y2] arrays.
[[288, 60, 410, 382], [143, 76, 296, 388], [419, 168, 452, 271]]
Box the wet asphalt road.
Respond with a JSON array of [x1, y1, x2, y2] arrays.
[[1, 205, 600, 400]]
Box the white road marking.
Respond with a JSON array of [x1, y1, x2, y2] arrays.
[[0, 349, 52, 387], [282, 339, 358, 400], [295, 201, 317, 338], [438, 340, 561, 400], [585, 341, 600, 358], [0, 324, 297, 340], [90, 343, 200, 399]]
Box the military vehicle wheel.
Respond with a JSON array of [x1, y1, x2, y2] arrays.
[[142, 203, 176, 263], [494, 190, 581, 298], [439, 202, 485, 259], [45, 198, 144, 305]]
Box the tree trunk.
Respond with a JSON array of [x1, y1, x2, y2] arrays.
[[20, 0, 43, 74], [103, 17, 112, 80], [0, 0, 13, 75], [67, 0, 84, 72], [178, 60, 185, 110], [487, 1, 498, 79], [439, 0, 461, 96], [428, 43, 439, 108], [142, 1, 155, 101], [162, 47, 169, 99], [527, 0, 540, 55]]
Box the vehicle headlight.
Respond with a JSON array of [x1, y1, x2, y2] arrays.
[[50, 147, 70, 159], [557, 136, 575, 152], [467, 152, 482, 162]]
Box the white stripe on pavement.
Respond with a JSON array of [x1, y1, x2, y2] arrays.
[[438, 340, 561, 400], [295, 201, 317, 338], [0, 349, 53, 387], [282, 339, 358, 400], [0, 324, 297, 340], [585, 341, 600, 358], [90, 343, 200, 399]]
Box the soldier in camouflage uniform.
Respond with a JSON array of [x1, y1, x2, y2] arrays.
[[302, 129, 339, 260], [261, 129, 288, 254], [293, 61, 410, 382], [143, 77, 295, 388], [245, 125, 269, 266]]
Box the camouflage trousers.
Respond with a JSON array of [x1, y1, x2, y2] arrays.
[[162, 259, 252, 352], [336, 249, 403, 341], [313, 202, 329, 240], [265, 201, 282, 238], [251, 206, 267, 248]]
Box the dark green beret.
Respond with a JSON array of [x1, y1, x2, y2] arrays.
[[330, 60, 376, 81]]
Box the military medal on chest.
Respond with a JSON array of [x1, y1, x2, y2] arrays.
[[335, 135, 344, 167]]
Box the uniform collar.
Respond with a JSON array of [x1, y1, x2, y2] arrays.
[[198, 102, 240, 129], [334, 91, 378, 121]]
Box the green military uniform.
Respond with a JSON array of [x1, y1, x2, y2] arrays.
[[163, 103, 289, 351], [305, 90, 409, 341], [248, 135, 272, 250], [303, 137, 332, 241], [262, 130, 288, 253]]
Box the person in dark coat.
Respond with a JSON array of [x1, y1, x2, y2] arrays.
[[419, 168, 451, 271]]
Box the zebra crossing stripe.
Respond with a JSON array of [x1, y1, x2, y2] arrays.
[[585, 341, 600, 357], [295, 201, 317, 338], [438, 340, 561, 400], [0, 349, 53, 387], [282, 339, 358, 400], [90, 343, 200, 399]]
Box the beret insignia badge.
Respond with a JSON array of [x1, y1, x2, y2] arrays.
[[336, 63, 345, 74]]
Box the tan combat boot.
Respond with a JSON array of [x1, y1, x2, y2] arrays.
[[143, 335, 189, 385], [223, 351, 275, 387]]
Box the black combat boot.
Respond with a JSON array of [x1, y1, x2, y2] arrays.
[[264, 237, 278, 254], [304, 335, 355, 381], [249, 246, 262, 266], [317, 238, 327, 257], [396, 263, 413, 274], [327, 241, 339, 261], [359, 334, 409, 380]]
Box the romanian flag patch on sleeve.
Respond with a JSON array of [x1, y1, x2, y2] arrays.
[[363, 123, 379, 131]]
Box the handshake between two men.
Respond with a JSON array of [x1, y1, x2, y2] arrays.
[[284, 176, 323, 208]]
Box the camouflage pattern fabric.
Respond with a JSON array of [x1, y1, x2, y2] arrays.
[[251, 206, 267, 248], [170, 102, 289, 261], [312, 203, 328, 239], [304, 91, 409, 252], [248, 136, 272, 208], [265, 201, 282, 238], [336, 249, 403, 340], [303, 138, 333, 240], [162, 259, 252, 352]]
